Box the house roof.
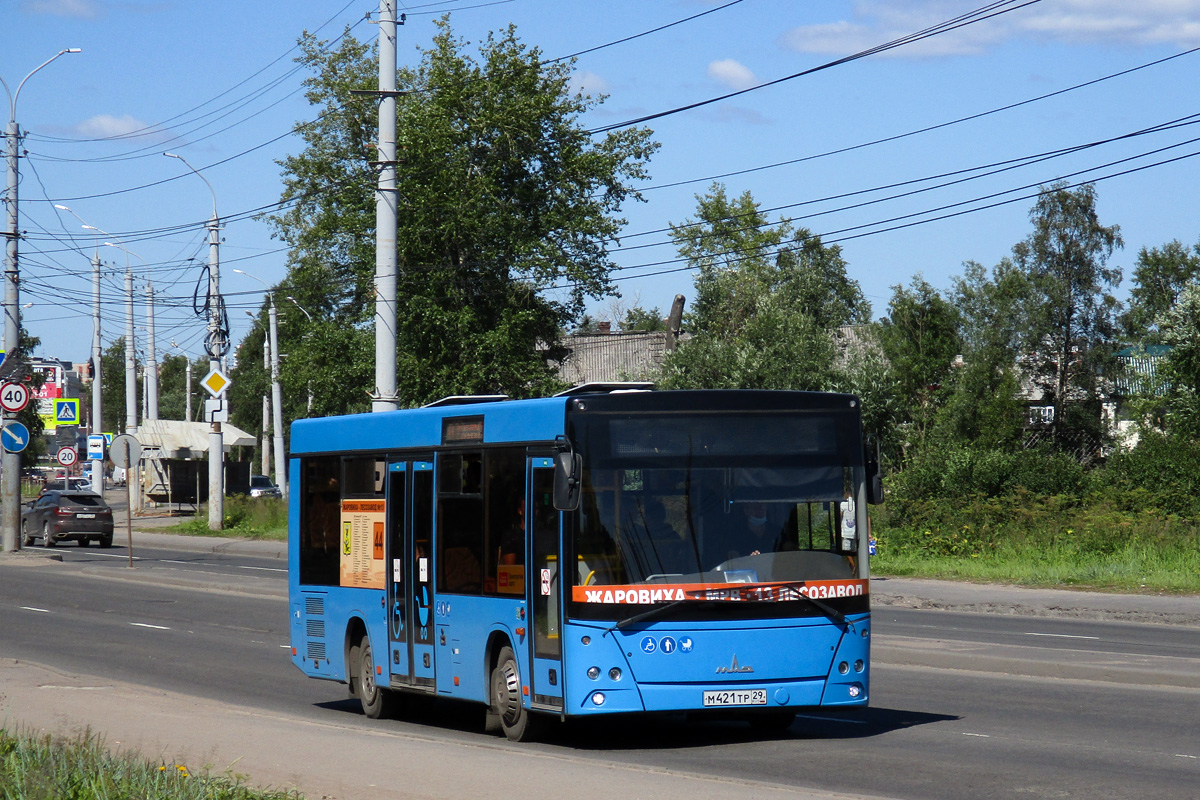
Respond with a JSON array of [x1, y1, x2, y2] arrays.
[[133, 419, 256, 459]]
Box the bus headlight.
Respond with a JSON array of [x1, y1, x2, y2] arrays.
[[854, 660, 865, 673], [838, 661, 849, 675], [587, 666, 600, 680], [608, 667, 622, 681]]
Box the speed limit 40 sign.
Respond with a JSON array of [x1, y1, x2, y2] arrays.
[[0, 381, 30, 413]]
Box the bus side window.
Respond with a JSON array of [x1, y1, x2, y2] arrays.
[[299, 456, 341, 586], [438, 451, 484, 595]]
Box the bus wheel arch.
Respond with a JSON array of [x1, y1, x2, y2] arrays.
[[483, 632, 512, 735], [489, 643, 544, 742], [345, 618, 368, 698]]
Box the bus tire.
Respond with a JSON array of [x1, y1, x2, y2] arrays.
[[356, 635, 393, 719], [490, 645, 540, 742]]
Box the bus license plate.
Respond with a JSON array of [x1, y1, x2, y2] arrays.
[[702, 689, 767, 707]]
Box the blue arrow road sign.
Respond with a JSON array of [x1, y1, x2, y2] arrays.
[[2, 421, 30, 453]]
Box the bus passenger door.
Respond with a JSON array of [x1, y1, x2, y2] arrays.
[[410, 462, 436, 687], [528, 458, 564, 710], [387, 461, 436, 690]]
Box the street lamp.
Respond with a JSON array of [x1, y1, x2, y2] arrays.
[[286, 296, 315, 413], [234, 269, 286, 500], [245, 310, 271, 480], [165, 151, 225, 530], [53, 204, 106, 496], [2, 47, 81, 552]]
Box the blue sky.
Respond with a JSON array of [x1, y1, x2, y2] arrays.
[[5, 0, 1200, 367]]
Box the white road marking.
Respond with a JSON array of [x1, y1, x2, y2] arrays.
[[238, 565, 287, 573], [963, 733, 991, 738], [20, 606, 50, 613], [1175, 754, 1198, 760], [130, 622, 170, 630], [1024, 632, 1101, 640]]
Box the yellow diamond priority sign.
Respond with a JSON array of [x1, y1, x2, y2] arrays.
[[201, 367, 231, 398]]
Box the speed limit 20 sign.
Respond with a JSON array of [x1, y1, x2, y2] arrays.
[[57, 446, 78, 467], [0, 381, 30, 413]]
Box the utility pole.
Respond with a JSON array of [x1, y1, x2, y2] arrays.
[[146, 281, 158, 420], [373, 0, 400, 413], [166, 151, 225, 531], [91, 250, 103, 496], [2, 47, 81, 553], [261, 326, 270, 479]]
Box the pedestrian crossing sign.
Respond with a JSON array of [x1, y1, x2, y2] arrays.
[[54, 398, 80, 425]]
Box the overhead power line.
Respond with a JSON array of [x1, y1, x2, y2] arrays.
[[587, 0, 1043, 135]]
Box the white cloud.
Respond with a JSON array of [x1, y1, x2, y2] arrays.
[[780, 0, 1200, 59], [570, 70, 611, 97], [22, 0, 99, 18], [707, 58, 758, 90], [74, 114, 159, 140]]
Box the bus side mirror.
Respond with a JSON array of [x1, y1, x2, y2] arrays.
[[865, 438, 884, 505], [553, 451, 582, 511]]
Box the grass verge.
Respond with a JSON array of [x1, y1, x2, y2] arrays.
[[168, 495, 287, 541], [0, 728, 301, 800], [872, 490, 1200, 593]]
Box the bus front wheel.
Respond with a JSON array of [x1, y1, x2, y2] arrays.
[[490, 646, 540, 742], [355, 635, 394, 719]]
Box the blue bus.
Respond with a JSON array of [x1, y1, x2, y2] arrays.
[[288, 386, 881, 740]]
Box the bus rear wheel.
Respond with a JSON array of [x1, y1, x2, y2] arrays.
[[355, 635, 394, 719], [490, 646, 541, 742]]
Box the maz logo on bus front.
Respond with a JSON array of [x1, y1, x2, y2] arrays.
[[716, 655, 754, 674]]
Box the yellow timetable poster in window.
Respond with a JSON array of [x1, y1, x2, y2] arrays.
[[339, 499, 386, 589]]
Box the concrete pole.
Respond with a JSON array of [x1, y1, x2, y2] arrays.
[[185, 360, 192, 421], [146, 281, 158, 420], [165, 151, 224, 529], [268, 297, 286, 499], [206, 212, 224, 530], [373, 0, 399, 413], [261, 395, 270, 477], [91, 251, 103, 496], [261, 326, 270, 478], [1, 47, 80, 552], [2, 117, 22, 552], [124, 268, 137, 434]]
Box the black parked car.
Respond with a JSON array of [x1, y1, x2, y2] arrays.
[[22, 491, 114, 547]]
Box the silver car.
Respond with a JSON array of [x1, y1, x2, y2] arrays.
[[249, 475, 282, 499]]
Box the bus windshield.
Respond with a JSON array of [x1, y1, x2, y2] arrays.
[[567, 410, 867, 620]]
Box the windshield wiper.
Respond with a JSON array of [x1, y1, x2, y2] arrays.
[[603, 590, 846, 635], [795, 592, 846, 626], [605, 599, 700, 636]]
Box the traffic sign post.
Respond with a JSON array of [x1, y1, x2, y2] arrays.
[[109, 434, 142, 568]]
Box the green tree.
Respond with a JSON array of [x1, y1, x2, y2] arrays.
[[1120, 238, 1200, 344], [100, 338, 138, 435], [936, 259, 1030, 449], [877, 275, 961, 448], [1155, 279, 1200, 439], [619, 306, 666, 332], [1012, 182, 1122, 441], [268, 20, 657, 411], [661, 185, 870, 391], [158, 353, 205, 421]]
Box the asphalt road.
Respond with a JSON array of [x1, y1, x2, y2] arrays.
[[2, 537, 1198, 800]]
